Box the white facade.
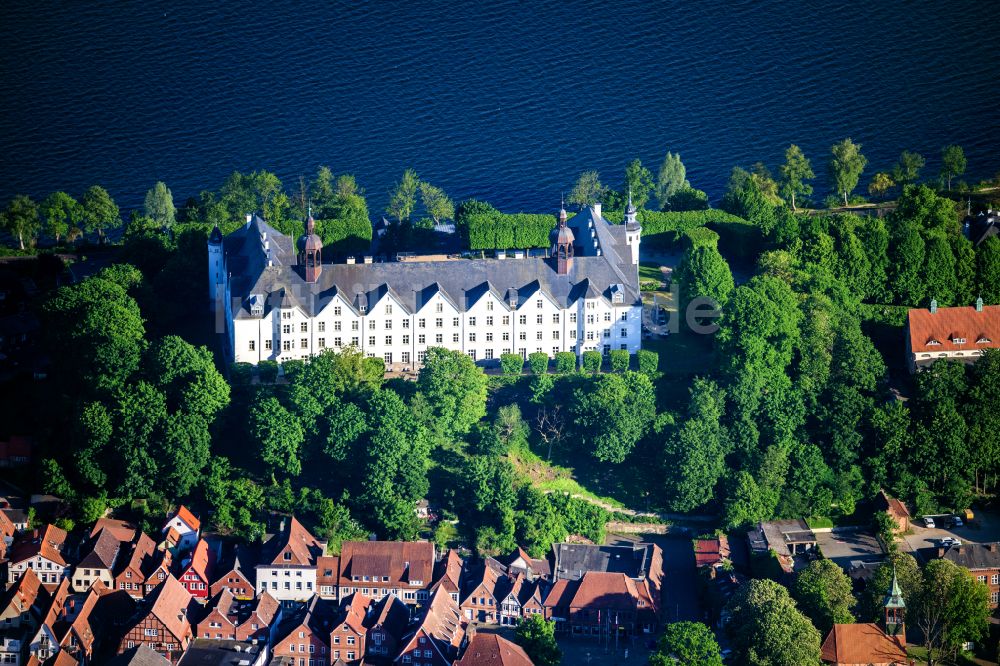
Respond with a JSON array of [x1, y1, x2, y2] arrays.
[[8, 555, 68, 586], [162, 514, 199, 551], [255, 565, 317, 602], [214, 205, 644, 369]]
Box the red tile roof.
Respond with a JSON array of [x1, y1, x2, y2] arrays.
[[173, 505, 200, 532], [316, 555, 340, 587], [90, 518, 138, 542], [185, 539, 212, 581], [1, 567, 47, 615], [432, 549, 463, 594], [820, 623, 906, 664], [8, 524, 68, 566], [143, 575, 193, 642], [907, 305, 1000, 354], [456, 633, 535, 666], [265, 516, 324, 566], [339, 540, 434, 586], [570, 572, 650, 612], [694, 536, 729, 568]]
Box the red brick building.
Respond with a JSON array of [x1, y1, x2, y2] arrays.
[[209, 544, 255, 600], [177, 538, 213, 600], [338, 540, 434, 605], [394, 587, 465, 666], [117, 575, 193, 664], [942, 542, 1000, 607]]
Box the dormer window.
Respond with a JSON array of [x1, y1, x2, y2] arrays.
[[978, 336, 992, 344], [283, 552, 292, 561], [927, 338, 941, 346], [953, 337, 967, 344], [360, 305, 367, 314]]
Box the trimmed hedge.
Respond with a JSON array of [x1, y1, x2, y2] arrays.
[[229, 362, 254, 386], [581, 351, 602, 374], [500, 353, 524, 375], [637, 349, 659, 375], [684, 227, 720, 249], [258, 360, 279, 383], [466, 212, 555, 250], [554, 352, 577, 373], [528, 352, 549, 375], [317, 215, 372, 255], [608, 349, 630, 372], [604, 208, 756, 253]]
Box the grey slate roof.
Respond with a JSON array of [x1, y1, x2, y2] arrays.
[[106, 644, 172, 666], [553, 543, 656, 581], [224, 207, 639, 320], [941, 542, 1000, 570]]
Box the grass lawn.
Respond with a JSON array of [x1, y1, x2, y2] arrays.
[[906, 646, 983, 665], [638, 261, 667, 284]]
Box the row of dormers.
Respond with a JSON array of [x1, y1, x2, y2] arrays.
[[925, 334, 993, 346], [243, 278, 627, 320]]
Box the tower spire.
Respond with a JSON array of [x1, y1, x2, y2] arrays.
[[883, 566, 906, 638]]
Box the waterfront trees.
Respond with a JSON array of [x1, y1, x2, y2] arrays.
[[81, 185, 120, 242], [567, 170, 606, 209], [623, 158, 654, 209], [868, 172, 895, 199], [144, 181, 176, 227], [1, 194, 40, 249], [778, 144, 814, 210], [656, 151, 688, 209], [893, 150, 926, 187], [419, 181, 455, 223], [387, 168, 420, 222], [941, 144, 967, 190], [40, 191, 80, 243], [828, 138, 868, 206]]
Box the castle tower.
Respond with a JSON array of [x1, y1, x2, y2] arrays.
[[300, 207, 323, 284], [207, 225, 225, 312], [883, 568, 906, 642], [551, 200, 574, 275], [624, 189, 641, 265]]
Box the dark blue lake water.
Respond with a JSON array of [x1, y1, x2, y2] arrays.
[[2, 0, 998, 215]]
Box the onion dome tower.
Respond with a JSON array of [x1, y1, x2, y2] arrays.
[[551, 197, 575, 275], [299, 207, 323, 283]]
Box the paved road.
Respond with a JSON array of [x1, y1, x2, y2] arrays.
[[607, 533, 701, 624]]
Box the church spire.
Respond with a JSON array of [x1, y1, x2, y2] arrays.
[[883, 567, 906, 638]]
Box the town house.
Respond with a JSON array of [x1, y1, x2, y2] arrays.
[[114, 532, 173, 600], [271, 594, 336, 665], [209, 543, 256, 600], [454, 633, 534, 666], [162, 506, 200, 552], [7, 524, 70, 588], [329, 592, 370, 664], [0, 568, 49, 666], [363, 594, 410, 663], [117, 575, 194, 664], [905, 299, 1000, 372], [941, 542, 1000, 607], [460, 559, 504, 624], [316, 555, 340, 600], [73, 528, 126, 592], [255, 517, 325, 602], [177, 539, 213, 600], [394, 587, 465, 666], [337, 541, 434, 605]]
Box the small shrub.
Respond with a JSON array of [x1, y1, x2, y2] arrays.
[[528, 352, 549, 376], [500, 353, 524, 375], [608, 349, 630, 373], [257, 360, 279, 383], [637, 349, 659, 375], [581, 351, 602, 374], [230, 362, 254, 386], [554, 352, 577, 373]]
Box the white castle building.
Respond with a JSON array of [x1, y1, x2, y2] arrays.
[[208, 200, 643, 369]]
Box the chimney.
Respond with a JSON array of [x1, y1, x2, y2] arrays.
[[937, 546, 946, 558], [363, 256, 373, 264], [346, 256, 356, 265], [246, 213, 252, 224], [977, 297, 984, 312], [593, 202, 602, 218], [930, 299, 938, 314], [989, 543, 998, 552]]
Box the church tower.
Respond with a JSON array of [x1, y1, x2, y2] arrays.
[[300, 208, 323, 284], [207, 225, 225, 312], [551, 200, 575, 275], [883, 568, 906, 642], [624, 189, 641, 265]]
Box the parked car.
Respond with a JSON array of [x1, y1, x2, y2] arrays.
[[939, 537, 962, 547], [953, 516, 964, 527], [924, 516, 936, 528]]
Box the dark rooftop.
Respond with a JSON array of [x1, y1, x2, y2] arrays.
[[553, 542, 655, 581]]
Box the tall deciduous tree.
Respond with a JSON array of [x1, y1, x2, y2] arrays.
[[387, 168, 419, 222], [651, 622, 723, 666], [81, 185, 120, 242], [624, 158, 654, 210], [662, 379, 730, 512], [40, 191, 81, 243], [779, 144, 815, 210], [144, 181, 176, 227], [571, 371, 656, 463], [828, 139, 868, 206], [675, 244, 735, 310], [941, 145, 967, 190], [893, 151, 926, 186], [567, 170, 606, 209], [416, 347, 488, 439], [868, 172, 895, 200], [419, 182, 454, 223], [250, 397, 304, 477], [792, 559, 856, 634], [1, 195, 40, 249], [912, 559, 990, 664], [725, 579, 822, 666], [656, 151, 690, 210], [514, 615, 561, 666]]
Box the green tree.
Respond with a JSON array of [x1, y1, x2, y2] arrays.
[[779, 144, 815, 210], [419, 182, 454, 224], [868, 172, 895, 200], [941, 145, 967, 190], [144, 181, 176, 227], [81, 185, 120, 242], [721, 167, 777, 231], [675, 245, 735, 310], [250, 397, 304, 477], [387, 168, 419, 222], [567, 170, 606, 209], [650, 621, 723, 666], [513, 615, 561, 666], [726, 579, 822, 666], [145, 335, 230, 420], [888, 219, 926, 304], [571, 372, 656, 463], [966, 350, 1000, 493], [893, 150, 926, 186], [416, 347, 488, 438], [828, 138, 868, 206], [40, 191, 81, 243], [662, 379, 730, 512], [859, 552, 922, 622], [515, 486, 567, 558], [1, 195, 40, 250], [923, 231, 957, 305], [656, 151, 690, 210], [624, 158, 654, 209], [310, 166, 337, 216], [912, 559, 990, 664], [723, 471, 767, 529], [792, 559, 855, 635]]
